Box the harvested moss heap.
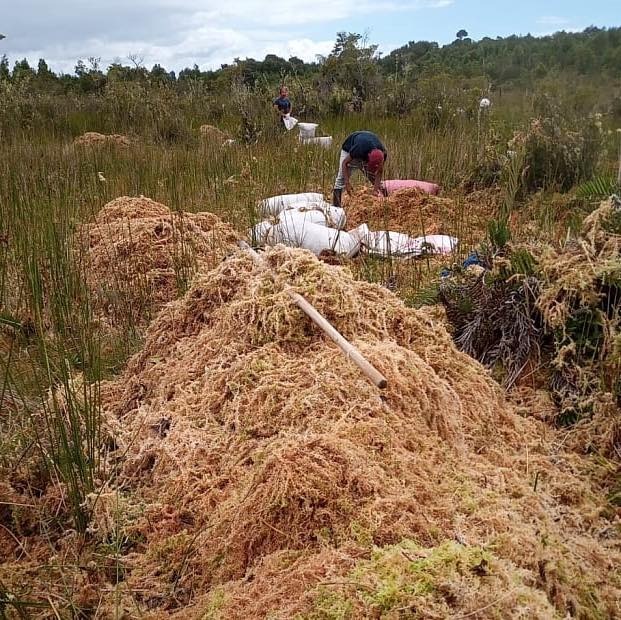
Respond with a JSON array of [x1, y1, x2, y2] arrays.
[[1, 245, 619, 618], [73, 132, 132, 147], [80, 250, 621, 614], [199, 124, 232, 144], [345, 186, 500, 240], [80, 196, 239, 326]]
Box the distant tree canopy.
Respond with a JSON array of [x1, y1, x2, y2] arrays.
[[1, 26, 620, 102], [381, 26, 621, 84]]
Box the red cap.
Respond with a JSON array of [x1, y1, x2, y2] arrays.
[[367, 148, 385, 173]]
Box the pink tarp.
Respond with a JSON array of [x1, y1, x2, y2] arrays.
[[383, 179, 440, 195]]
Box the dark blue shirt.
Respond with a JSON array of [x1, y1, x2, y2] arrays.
[[342, 131, 387, 161], [273, 96, 291, 113]]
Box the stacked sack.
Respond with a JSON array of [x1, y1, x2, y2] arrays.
[[297, 123, 333, 148], [251, 193, 360, 257], [250, 192, 458, 260]]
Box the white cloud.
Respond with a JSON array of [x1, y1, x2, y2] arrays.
[[534, 15, 583, 37], [265, 39, 335, 62], [537, 16, 570, 27], [534, 27, 582, 37], [1, 0, 453, 72]]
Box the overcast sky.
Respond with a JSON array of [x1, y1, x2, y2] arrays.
[[1, 0, 619, 73]]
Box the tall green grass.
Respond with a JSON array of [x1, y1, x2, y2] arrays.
[[1, 143, 104, 531]]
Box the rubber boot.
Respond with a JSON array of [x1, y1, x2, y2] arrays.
[[332, 188, 343, 208]]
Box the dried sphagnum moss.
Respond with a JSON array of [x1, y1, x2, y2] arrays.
[[532, 198, 620, 454], [90, 245, 620, 619], [345, 186, 500, 239], [199, 124, 231, 143], [74, 131, 132, 147], [80, 195, 239, 326]]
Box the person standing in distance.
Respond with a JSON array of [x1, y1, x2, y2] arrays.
[[273, 85, 292, 129], [333, 130, 387, 207]]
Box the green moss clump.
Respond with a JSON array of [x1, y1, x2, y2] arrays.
[[303, 540, 559, 619]]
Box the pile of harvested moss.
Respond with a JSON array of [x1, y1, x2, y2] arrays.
[[345, 187, 500, 241], [80, 196, 238, 326], [1, 246, 619, 618], [100, 249, 621, 614], [535, 197, 620, 456], [536, 197, 620, 330], [74, 131, 132, 148], [199, 124, 231, 143]]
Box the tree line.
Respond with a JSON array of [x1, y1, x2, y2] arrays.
[[1, 27, 620, 119]]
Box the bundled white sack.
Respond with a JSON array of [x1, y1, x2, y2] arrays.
[[297, 122, 318, 139], [278, 208, 327, 231], [249, 220, 273, 246], [258, 192, 324, 217], [365, 231, 419, 257], [283, 114, 298, 130], [417, 234, 459, 255], [268, 216, 359, 257], [348, 223, 371, 243], [288, 202, 346, 229], [250, 204, 347, 246], [300, 136, 333, 148], [249, 210, 319, 248], [365, 231, 458, 258], [322, 204, 346, 229]]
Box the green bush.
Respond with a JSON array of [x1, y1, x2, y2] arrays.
[[509, 107, 602, 192]]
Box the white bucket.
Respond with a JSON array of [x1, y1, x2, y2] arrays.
[[297, 122, 318, 139], [300, 136, 333, 148]]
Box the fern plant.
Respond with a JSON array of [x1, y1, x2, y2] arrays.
[[575, 176, 620, 200]]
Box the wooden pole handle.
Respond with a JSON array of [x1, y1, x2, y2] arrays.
[[238, 242, 388, 389], [289, 292, 387, 388]]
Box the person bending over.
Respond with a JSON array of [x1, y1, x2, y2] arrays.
[[333, 130, 387, 207]]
